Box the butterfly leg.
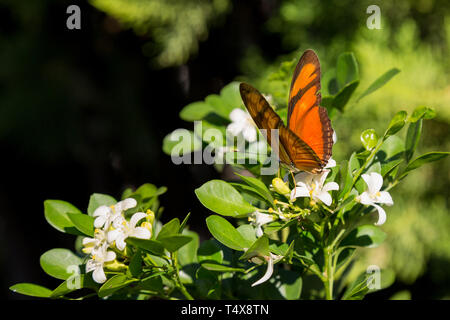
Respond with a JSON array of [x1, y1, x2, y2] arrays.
[[290, 169, 297, 199]]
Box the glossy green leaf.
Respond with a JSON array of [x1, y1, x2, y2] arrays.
[[87, 193, 116, 216], [158, 235, 192, 252], [201, 263, 246, 273], [10, 283, 52, 298], [360, 129, 378, 151], [206, 215, 251, 251], [178, 229, 199, 265], [197, 239, 223, 264], [276, 269, 303, 300], [336, 52, 359, 88], [399, 152, 450, 179], [357, 68, 400, 101], [381, 159, 403, 177], [205, 94, 233, 119], [50, 274, 98, 298], [220, 81, 243, 108], [409, 106, 436, 122], [340, 225, 387, 248], [40, 249, 82, 280], [342, 268, 395, 300], [235, 173, 274, 204], [156, 218, 180, 239], [405, 119, 422, 163], [67, 213, 95, 237], [179, 101, 215, 121], [195, 180, 256, 217], [332, 80, 359, 111], [44, 200, 83, 235], [98, 274, 137, 298], [384, 111, 407, 139], [240, 235, 270, 260], [125, 238, 164, 255], [128, 250, 143, 278]]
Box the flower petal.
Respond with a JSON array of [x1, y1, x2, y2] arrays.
[[372, 203, 387, 226], [85, 259, 96, 273], [92, 266, 107, 284], [359, 192, 374, 205], [290, 186, 310, 201], [229, 108, 247, 122], [255, 226, 263, 238], [107, 228, 122, 243], [325, 158, 336, 169], [294, 172, 313, 185], [242, 126, 257, 142], [93, 205, 111, 218], [363, 172, 383, 194], [226, 121, 245, 136], [115, 235, 127, 251], [105, 250, 116, 262], [94, 215, 107, 229], [377, 191, 393, 206], [130, 212, 147, 228], [251, 256, 274, 287], [316, 191, 332, 206], [323, 181, 339, 192], [131, 227, 151, 240]]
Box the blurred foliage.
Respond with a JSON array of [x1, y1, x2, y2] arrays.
[[89, 0, 231, 67]]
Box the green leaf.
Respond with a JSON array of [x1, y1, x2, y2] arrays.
[[409, 106, 436, 122], [180, 101, 215, 121], [195, 180, 256, 217], [336, 52, 359, 89], [67, 213, 95, 237], [220, 81, 243, 108], [206, 215, 251, 251], [405, 119, 422, 163], [87, 193, 116, 216], [378, 135, 405, 161], [381, 159, 403, 177], [128, 250, 143, 278], [275, 269, 302, 300], [40, 249, 82, 280], [162, 129, 202, 156], [156, 218, 180, 239], [357, 68, 400, 101], [201, 263, 246, 273], [158, 235, 192, 252], [399, 152, 450, 179], [125, 238, 164, 255], [240, 235, 270, 260], [342, 268, 395, 300], [236, 224, 257, 244], [384, 111, 407, 139], [50, 274, 98, 298], [98, 274, 136, 298], [340, 225, 387, 248], [179, 212, 191, 233], [332, 80, 359, 111], [44, 200, 83, 235], [10, 283, 52, 298], [360, 129, 378, 151], [198, 239, 224, 264], [178, 229, 199, 265], [205, 94, 233, 119], [234, 173, 274, 204]]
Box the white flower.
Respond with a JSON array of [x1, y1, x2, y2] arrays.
[[357, 172, 393, 226], [92, 198, 137, 229], [85, 243, 116, 284], [325, 157, 336, 169], [290, 170, 339, 206], [251, 253, 283, 287], [248, 211, 276, 237], [108, 212, 151, 251], [227, 108, 257, 142], [82, 228, 107, 254]]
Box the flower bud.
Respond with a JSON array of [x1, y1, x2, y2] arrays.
[[104, 259, 127, 271], [272, 177, 290, 195], [146, 209, 155, 224]]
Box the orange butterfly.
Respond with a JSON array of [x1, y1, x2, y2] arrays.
[[239, 49, 334, 174]]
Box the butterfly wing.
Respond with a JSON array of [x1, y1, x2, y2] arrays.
[[239, 82, 323, 171], [287, 50, 334, 171], [239, 83, 291, 165]]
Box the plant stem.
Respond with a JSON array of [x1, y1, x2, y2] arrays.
[[172, 252, 194, 300], [323, 247, 334, 300]]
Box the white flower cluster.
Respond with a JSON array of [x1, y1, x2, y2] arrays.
[[82, 198, 152, 283]]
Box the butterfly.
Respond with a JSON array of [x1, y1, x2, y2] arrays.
[[239, 49, 334, 174]]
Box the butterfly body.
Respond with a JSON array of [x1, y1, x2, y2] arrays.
[[239, 50, 334, 174]]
